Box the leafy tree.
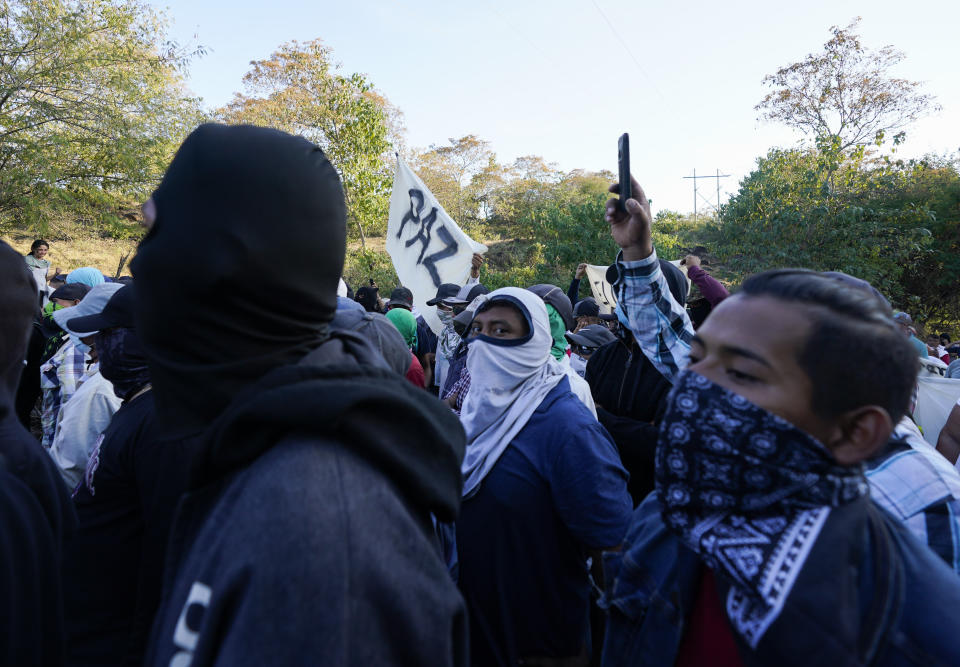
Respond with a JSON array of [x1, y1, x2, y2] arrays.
[[0, 0, 203, 236], [220, 39, 396, 245], [716, 147, 942, 308], [410, 135, 496, 232], [756, 18, 938, 151]]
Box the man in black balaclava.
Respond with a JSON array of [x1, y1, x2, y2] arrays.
[[0, 241, 77, 665], [585, 259, 689, 505], [133, 124, 467, 667]]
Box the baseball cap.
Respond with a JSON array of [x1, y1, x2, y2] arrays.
[[49, 283, 90, 303], [52, 282, 124, 335], [443, 283, 490, 307], [573, 297, 600, 319], [386, 286, 414, 310], [565, 324, 617, 350], [66, 285, 134, 333], [426, 283, 461, 306], [893, 312, 913, 324], [527, 284, 574, 331]]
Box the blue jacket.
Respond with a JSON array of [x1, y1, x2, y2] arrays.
[[601, 495, 960, 666]]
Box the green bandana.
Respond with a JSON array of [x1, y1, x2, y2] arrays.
[[545, 304, 567, 361]]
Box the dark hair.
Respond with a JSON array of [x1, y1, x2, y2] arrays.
[[740, 269, 917, 423], [30, 239, 49, 253]]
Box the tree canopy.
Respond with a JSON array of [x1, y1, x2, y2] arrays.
[[756, 18, 938, 151], [219, 39, 397, 245], [0, 0, 203, 237]]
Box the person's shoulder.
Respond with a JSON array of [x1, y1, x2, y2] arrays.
[[225, 436, 420, 526]]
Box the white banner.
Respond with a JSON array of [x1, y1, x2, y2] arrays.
[[584, 264, 617, 314], [387, 158, 487, 334]]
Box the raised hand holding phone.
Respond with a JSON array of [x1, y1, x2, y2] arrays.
[[607, 133, 653, 261]]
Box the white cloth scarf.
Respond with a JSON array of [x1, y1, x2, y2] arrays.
[[460, 287, 566, 498]]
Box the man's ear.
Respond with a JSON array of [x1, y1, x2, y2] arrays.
[[827, 406, 893, 465]]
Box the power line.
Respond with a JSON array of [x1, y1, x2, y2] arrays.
[[683, 169, 730, 222], [587, 0, 667, 103]]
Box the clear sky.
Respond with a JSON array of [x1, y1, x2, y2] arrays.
[[151, 0, 960, 216]]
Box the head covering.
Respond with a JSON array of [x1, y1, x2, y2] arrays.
[[131, 123, 346, 434], [566, 323, 617, 350], [96, 327, 151, 401], [0, 242, 37, 392], [65, 267, 105, 288], [49, 283, 90, 303], [329, 308, 410, 376], [893, 311, 913, 325], [544, 303, 569, 361], [460, 287, 566, 498], [385, 307, 418, 351], [66, 284, 134, 332], [386, 287, 414, 310], [527, 284, 574, 330], [53, 283, 124, 335], [660, 260, 689, 307], [573, 296, 600, 318], [444, 282, 490, 307], [354, 286, 380, 312], [427, 283, 461, 306]]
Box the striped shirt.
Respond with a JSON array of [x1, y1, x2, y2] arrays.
[[611, 249, 694, 384]]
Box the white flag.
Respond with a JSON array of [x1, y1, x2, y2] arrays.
[[584, 264, 617, 314], [387, 158, 487, 334]]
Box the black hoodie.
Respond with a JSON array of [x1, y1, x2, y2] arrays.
[[133, 126, 467, 666], [0, 241, 77, 665]]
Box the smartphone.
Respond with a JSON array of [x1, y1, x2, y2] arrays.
[[618, 133, 631, 212]]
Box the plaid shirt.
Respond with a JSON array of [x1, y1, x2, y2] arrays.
[[611, 249, 694, 384], [39, 339, 89, 449], [866, 418, 960, 574], [442, 368, 471, 415]]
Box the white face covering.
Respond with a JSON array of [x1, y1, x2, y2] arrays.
[[459, 287, 566, 498], [569, 353, 588, 377]]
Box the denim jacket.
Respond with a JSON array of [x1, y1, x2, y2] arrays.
[[601, 495, 960, 666]]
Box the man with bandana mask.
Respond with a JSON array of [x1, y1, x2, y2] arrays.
[[455, 287, 632, 666], [134, 124, 467, 666], [600, 176, 960, 665], [59, 285, 165, 666]]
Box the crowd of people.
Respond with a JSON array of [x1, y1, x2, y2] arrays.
[[3, 123, 960, 666]]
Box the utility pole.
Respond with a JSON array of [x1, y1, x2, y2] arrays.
[[683, 169, 731, 222]]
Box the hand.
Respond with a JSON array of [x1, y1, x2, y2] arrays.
[[606, 175, 653, 262], [471, 253, 483, 279], [575, 263, 587, 279], [681, 254, 701, 269]]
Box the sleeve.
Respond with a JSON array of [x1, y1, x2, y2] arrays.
[[464, 275, 479, 288], [550, 419, 633, 549], [567, 277, 581, 306], [686, 265, 729, 308], [611, 249, 693, 384]]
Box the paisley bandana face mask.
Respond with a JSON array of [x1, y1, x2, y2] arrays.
[[655, 371, 868, 648]]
